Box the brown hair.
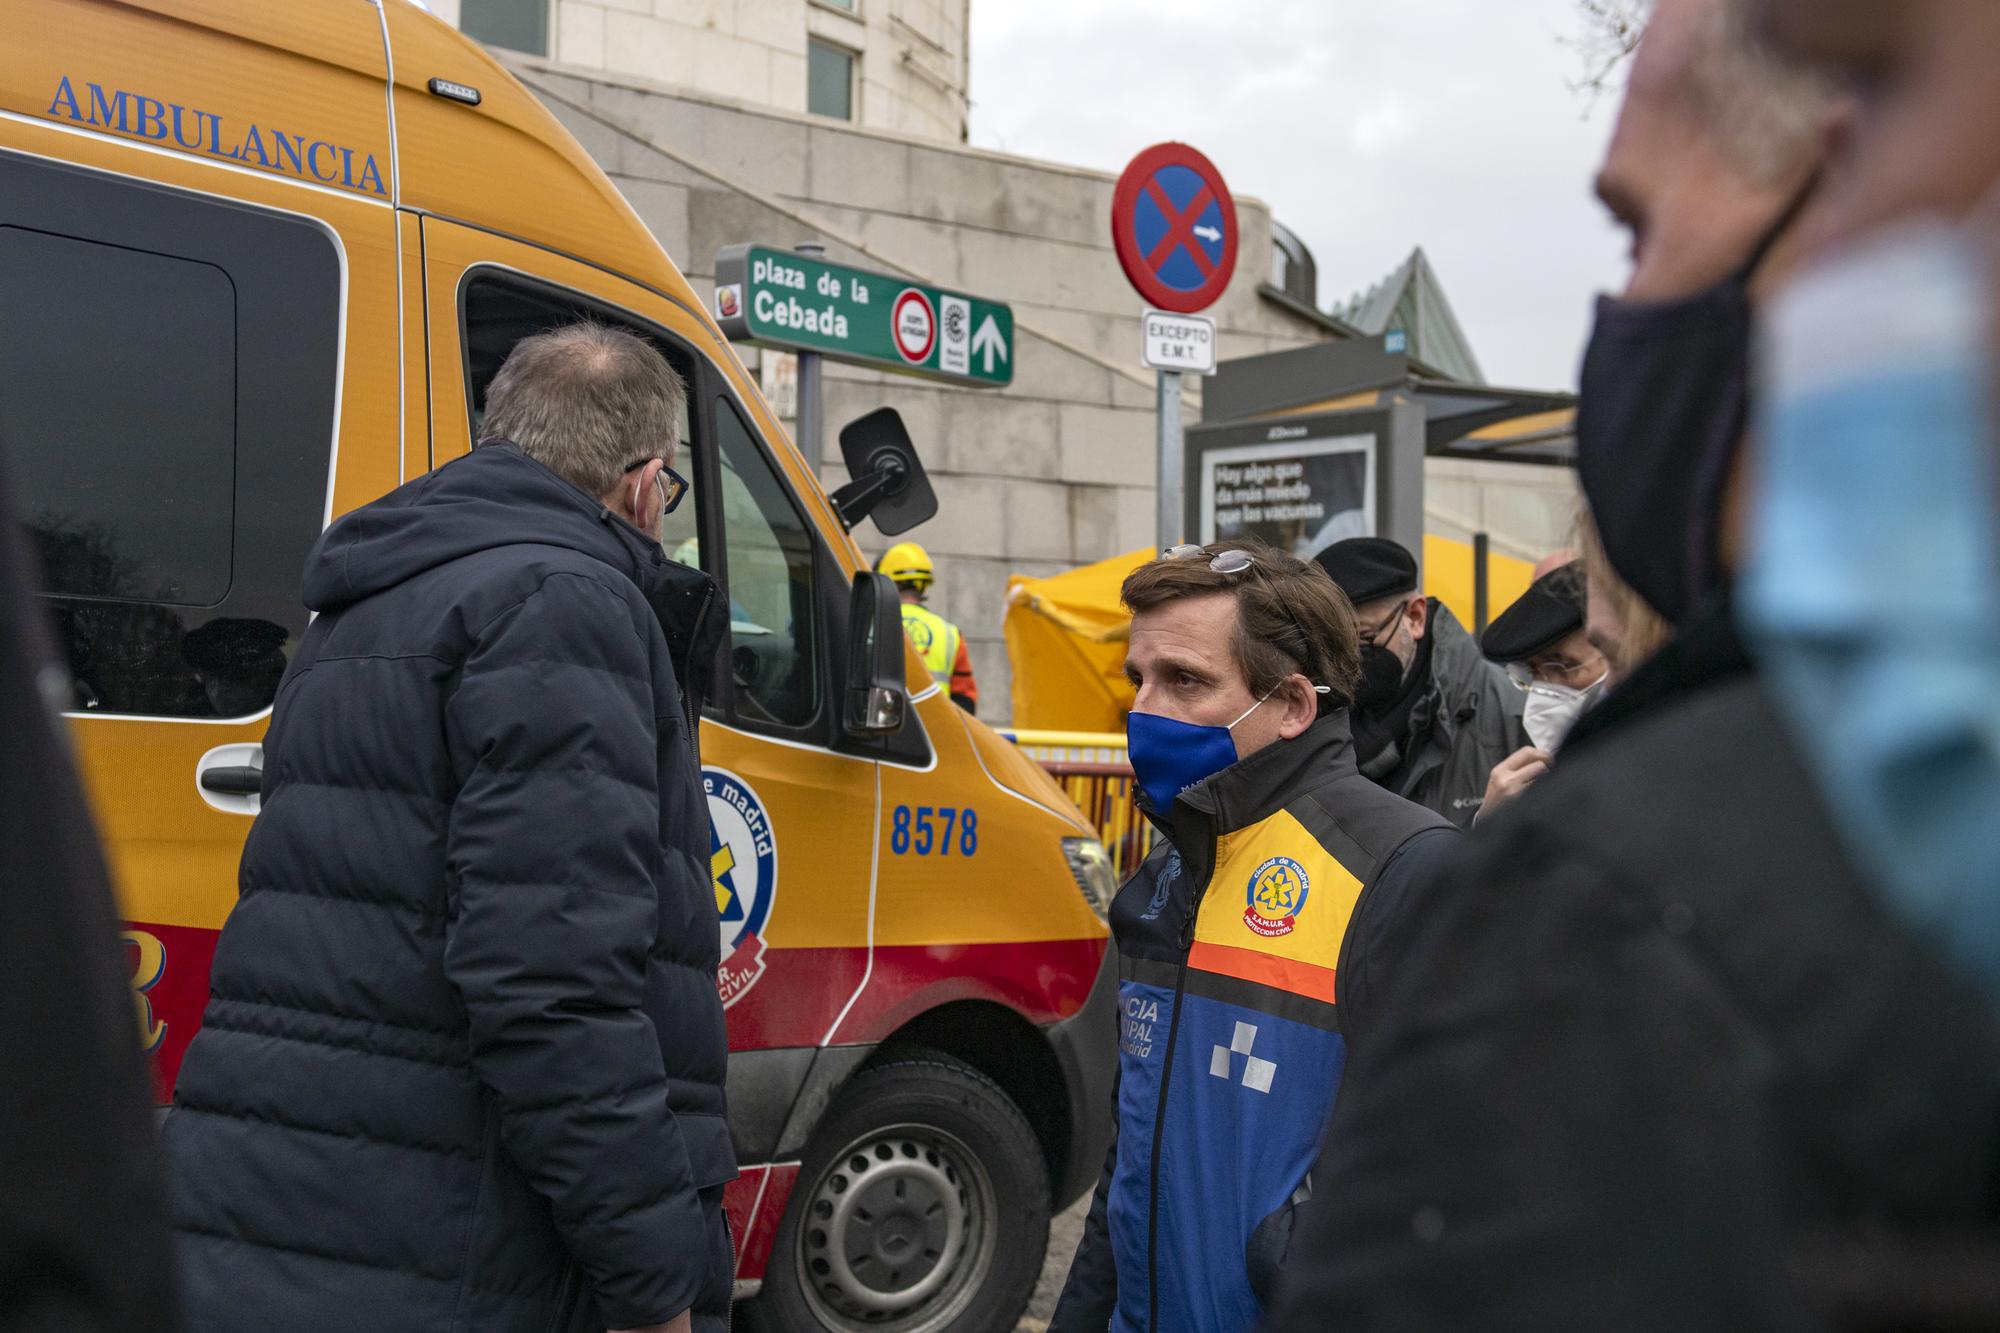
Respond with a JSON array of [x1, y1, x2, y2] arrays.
[[1121, 539, 1360, 713]]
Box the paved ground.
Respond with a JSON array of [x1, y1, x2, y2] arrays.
[[1016, 1195, 1089, 1331]]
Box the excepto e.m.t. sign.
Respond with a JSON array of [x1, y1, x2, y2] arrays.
[[712, 244, 1013, 388]]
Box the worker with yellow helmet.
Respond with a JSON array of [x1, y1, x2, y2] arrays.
[[879, 541, 979, 715]]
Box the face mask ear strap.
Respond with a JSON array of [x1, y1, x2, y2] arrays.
[[1231, 681, 1334, 730], [1740, 168, 1823, 281]]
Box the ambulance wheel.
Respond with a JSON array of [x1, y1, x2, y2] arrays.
[[741, 1052, 1050, 1333]]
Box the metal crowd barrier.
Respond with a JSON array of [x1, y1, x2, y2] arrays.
[[1002, 729, 1155, 882]]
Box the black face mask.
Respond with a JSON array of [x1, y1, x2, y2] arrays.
[[1351, 643, 1406, 716], [1575, 182, 1814, 625]]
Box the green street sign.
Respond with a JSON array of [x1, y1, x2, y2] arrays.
[[712, 243, 1013, 388]]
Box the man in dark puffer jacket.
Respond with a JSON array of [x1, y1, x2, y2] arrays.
[[164, 324, 734, 1333]]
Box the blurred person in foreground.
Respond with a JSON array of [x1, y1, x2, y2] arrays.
[[1473, 561, 1606, 815], [1744, 0, 2000, 1315], [164, 324, 734, 1333], [0, 451, 178, 1330], [1051, 541, 1455, 1333], [1265, 2, 2000, 1329], [1312, 536, 1526, 827]]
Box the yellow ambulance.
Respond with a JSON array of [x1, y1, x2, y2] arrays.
[[0, 4, 1116, 1328]]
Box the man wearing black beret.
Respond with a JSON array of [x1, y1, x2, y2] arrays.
[[1313, 536, 1525, 826], [1476, 561, 1611, 814]]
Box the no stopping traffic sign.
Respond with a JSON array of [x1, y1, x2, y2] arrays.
[[1111, 142, 1238, 314]]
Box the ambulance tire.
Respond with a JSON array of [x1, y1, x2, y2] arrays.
[[741, 1051, 1050, 1333]]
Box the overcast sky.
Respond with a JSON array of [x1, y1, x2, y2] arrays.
[[967, 0, 1632, 391]]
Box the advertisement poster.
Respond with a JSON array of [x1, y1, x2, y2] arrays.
[[1198, 432, 1377, 557]]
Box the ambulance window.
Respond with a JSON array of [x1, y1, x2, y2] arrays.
[[458, 275, 699, 564], [2, 230, 235, 606], [0, 158, 338, 720], [715, 401, 820, 729]]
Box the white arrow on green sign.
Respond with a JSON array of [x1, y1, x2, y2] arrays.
[[712, 243, 1014, 388]]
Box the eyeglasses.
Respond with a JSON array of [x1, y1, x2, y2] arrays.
[[1361, 599, 1411, 648], [623, 457, 689, 515], [1504, 658, 1592, 690]]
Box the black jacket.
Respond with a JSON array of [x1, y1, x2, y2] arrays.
[[0, 453, 178, 1333], [1266, 607, 2000, 1332], [1356, 601, 1525, 828], [1053, 716, 1455, 1333], [164, 443, 735, 1333]]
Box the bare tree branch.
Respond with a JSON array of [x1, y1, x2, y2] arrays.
[[1562, 0, 1653, 109]]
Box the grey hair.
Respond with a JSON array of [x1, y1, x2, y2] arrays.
[[1686, 0, 1835, 184], [477, 322, 686, 498]]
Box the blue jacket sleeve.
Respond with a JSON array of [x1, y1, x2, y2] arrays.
[[1049, 1069, 1119, 1332], [442, 572, 705, 1329]]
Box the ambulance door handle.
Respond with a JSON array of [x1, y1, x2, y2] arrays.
[[195, 743, 264, 816], [200, 767, 263, 795]]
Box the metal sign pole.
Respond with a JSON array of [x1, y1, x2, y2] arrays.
[[1156, 368, 1183, 547], [796, 349, 823, 480], [794, 242, 826, 479]]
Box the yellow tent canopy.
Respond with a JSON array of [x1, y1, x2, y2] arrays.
[[1004, 548, 1148, 732], [1003, 537, 1541, 731]]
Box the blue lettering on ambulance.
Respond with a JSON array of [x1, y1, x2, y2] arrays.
[[43, 75, 388, 198]]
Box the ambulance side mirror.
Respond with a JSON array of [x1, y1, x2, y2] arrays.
[[830, 408, 937, 536], [844, 571, 909, 737]]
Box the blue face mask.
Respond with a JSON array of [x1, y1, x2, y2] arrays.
[[1744, 216, 2000, 999], [1127, 687, 1301, 813]]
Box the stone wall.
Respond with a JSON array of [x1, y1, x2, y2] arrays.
[[438, 0, 971, 142], [511, 56, 1332, 720]]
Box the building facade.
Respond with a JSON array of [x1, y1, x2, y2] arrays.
[[431, 0, 972, 142], [506, 53, 1335, 718]]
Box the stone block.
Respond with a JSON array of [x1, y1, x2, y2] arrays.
[[1068, 484, 1122, 564], [997, 163, 1112, 249], [595, 0, 650, 13], [936, 557, 1014, 642], [1116, 483, 1157, 553], [1011, 330, 1117, 409], [799, 204, 963, 287], [1058, 402, 1154, 487], [923, 474, 1010, 558], [686, 188, 811, 277], [540, 95, 626, 171], [601, 12, 693, 87], [734, 0, 806, 52], [906, 143, 1010, 231], [556, 5, 606, 68], [971, 645, 1012, 725], [1002, 478, 1076, 562], [688, 30, 772, 105], [957, 229, 1130, 317], [611, 176, 691, 262], [769, 50, 807, 114], [696, 100, 808, 197], [664, 0, 735, 30], [804, 127, 912, 213], [1110, 369, 1165, 412], [936, 392, 1059, 480]]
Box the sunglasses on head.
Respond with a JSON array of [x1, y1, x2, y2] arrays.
[[1161, 544, 1322, 669]]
